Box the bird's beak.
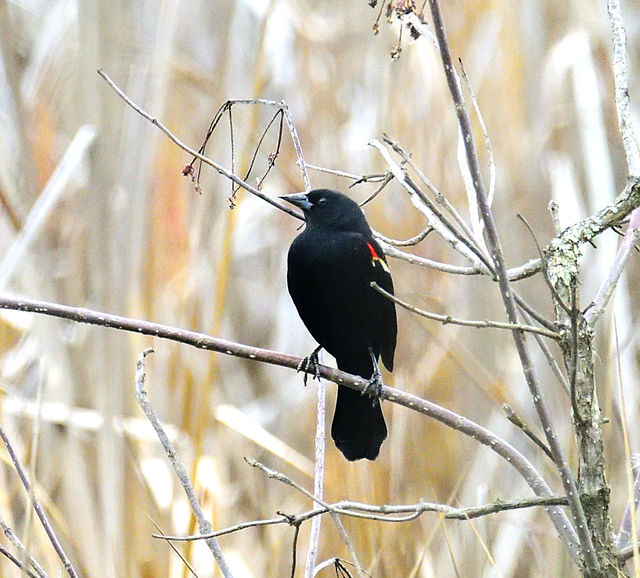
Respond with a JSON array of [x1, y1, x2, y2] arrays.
[[280, 192, 312, 211]]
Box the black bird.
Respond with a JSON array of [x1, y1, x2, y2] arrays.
[[281, 189, 397, 461]]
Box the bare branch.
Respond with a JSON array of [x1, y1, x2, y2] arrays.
[[459, 59, 496, 209], [245, 460, 364, 574], [154, 494, 569, 542], [374, 226, 433, 247], [586, 208, 640, 325], [371, 282, 561, 340], [549, 177, 640, 268], [380, 240, 542, 279], [0, 543, 43, 578], [378, 241, 485, 275], [518, 308, 571, 397], [424, 0, 596, 567], [370, 138, 494, 272], [304, 377, 326, 577], [0, 426, 78, 578], [305, 163, 387, 183], [606, 0, 640, 175], [0, 520, 47, 578], [97, 69, 301, 219], [134, 349, 234, 577], [502, 404, 554, 461], [381, 134, 482, 253], [0, 294, 578, 556]]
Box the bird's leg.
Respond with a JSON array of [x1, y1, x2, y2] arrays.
[[296, 345, 323, 386], [362, 347, 384, 405]]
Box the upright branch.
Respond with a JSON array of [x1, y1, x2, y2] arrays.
[[606, 0, 640, 176], [134, 349, 234, 578], [542, 0, 640, 569], [423, 0, 601, 572]]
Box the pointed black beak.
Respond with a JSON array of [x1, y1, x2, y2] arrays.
[[280, 192, 312, 211]]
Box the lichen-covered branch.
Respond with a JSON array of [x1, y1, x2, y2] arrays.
[[544, 180, 640, 578]]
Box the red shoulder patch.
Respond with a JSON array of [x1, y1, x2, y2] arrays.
[[367, 241, 390, 273], [367, 242, 380, 259]]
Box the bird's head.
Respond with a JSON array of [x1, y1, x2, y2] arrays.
[[280, 189, 369, 233]]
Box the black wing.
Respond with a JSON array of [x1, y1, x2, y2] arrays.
[[366, 237, 397, 372], [287, 230, 397, 371]]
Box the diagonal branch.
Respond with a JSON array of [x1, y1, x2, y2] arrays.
[[586, 208, 640, 325], [0, 426, 78, 578], [0, 293, 579, 559], [371, 282, 561, 340], [424, 0, 598, 569], [135, 349, 234, 577]]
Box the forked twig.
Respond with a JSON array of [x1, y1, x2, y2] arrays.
[[134, 349, 233, 578], [0, 426, 78, 578], [98, 70, 301, 218]]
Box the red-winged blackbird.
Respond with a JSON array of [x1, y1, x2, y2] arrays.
[[281, 189, 397, 461]]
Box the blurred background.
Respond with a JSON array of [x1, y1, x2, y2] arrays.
[[0, 0, 639, 576]]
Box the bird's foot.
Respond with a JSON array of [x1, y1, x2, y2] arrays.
[[362, 348, 384, 405], [362, 367, 384, 405], [297, 346, 322, 386]]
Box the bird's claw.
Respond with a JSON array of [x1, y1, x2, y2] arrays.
[[362, 346, 384, 405], [361, 367, 384, 406], [297, 346, 322, 386]]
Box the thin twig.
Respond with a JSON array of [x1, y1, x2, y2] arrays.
[[378, 241, 485, 275], [245, 460, 364, 574], [371, 282, 561, 340], [358, 171, 394, 204], [134, 349, 233, 578], [381, 134, 483, 253], [370, 139, 494, 272], [245, 459, 330, 507], [154, 494, 569, 542], [148, 518, 198, 577], [305, 163, 388, 183], [97, 70, 301, 219], [290, 522, 301, 578], [379, 241, 542, 279], [0, 544, 42, 578], [502, 404, 554, 461], [517, 214, 571, 315], [586, 208, 640, 325], [304, 368, 326, 578], [0, 426, 78, 578], [512, 293, 558, 332], [0, 520, 47, 578], [459, 59, 496, 210], [606, 0, 640, 175], [374, 226, 433, 247], [425, 0, 596, 567], [518, 308, 571, 396]]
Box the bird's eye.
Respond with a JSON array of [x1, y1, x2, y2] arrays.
[[317, 197, 327, 205]]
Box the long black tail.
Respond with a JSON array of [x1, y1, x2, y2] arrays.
[[331, 355, 387, 461]]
